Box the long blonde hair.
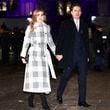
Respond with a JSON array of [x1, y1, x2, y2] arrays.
[[30, 7, 46, 31]]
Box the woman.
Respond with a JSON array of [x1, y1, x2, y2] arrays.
[[20, 7, 56, 110]]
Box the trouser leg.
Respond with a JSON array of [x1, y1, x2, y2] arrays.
[[57, 67, 73, 97], [77, 59, 87, 103]]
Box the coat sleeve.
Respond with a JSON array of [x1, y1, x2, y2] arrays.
[[20, 25, 31, 58], [47, 25, 56, 55], [56, 22, 65, 55], [84, 23, 90, 58]]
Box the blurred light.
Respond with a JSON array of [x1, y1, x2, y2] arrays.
[[66, 2, 71, 14], [18, 100, 24, 103], [58, 1, 64, 15], [12, 32, 14, 35], [102, 36, 107, 39], [91, 16, 96, 23], [0, 2, 7, 11], [97, 49, 100, 53], [29, 11, 32, 15], [91, 16, 96, 21], [27, 17, 32, 22]]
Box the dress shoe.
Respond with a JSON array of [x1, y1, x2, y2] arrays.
[[57, 96, 63, 104], [43, 106, 50, 110], [40, 93, 50, 110], [42, 102, 50, 110], [78, 102, 91, 107]]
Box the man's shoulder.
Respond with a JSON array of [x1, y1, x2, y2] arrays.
[[61, 19, 73, 24], [80, 19, 88, 26], [60, 19, 74, 28]]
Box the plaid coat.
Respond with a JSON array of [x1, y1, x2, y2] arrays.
[[20, 22, 56, 93]]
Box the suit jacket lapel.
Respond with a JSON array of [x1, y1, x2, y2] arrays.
[[79, 20, 84, 34], [71, 19, 78, 31]]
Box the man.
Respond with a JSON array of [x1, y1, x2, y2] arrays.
[[56, 3, 91, 107]]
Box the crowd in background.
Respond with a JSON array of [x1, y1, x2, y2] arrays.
[[0, 23, 24, 65], [90, 23, 110, 70]]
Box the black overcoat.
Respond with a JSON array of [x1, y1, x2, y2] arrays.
[[56, 18, 89, 68]]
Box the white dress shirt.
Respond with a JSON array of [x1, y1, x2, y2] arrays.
[[74, 18, 80, 31]]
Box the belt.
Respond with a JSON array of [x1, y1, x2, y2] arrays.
[[31, 43, 46, 47]]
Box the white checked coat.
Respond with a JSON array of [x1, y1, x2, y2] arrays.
[[20, 22, 56, 94]]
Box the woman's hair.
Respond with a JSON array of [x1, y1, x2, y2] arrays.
[[30, 7, 46, 31]]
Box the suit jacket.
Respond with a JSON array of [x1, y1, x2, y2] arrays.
[[56, 18, 89, 68]]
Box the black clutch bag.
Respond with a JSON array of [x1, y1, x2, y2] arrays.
[[25, 44, 31, 63]]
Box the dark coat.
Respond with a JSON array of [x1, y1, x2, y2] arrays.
[[56, 18, 89, 68]]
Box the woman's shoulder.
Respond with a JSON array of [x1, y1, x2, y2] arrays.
[[43, 22, 49, 26], [43, 23, 51, 30], [25, 25, 31, 32]]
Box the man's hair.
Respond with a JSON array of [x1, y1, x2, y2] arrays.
[[70, 3, 82, 11]]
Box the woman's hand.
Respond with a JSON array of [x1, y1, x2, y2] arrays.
[[21, 58, 27, 64], [56, 55, 63, 61]]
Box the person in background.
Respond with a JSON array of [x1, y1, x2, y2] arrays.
[[0, 23, 10, 64], [20, 7, 56, 110], [93, 25, 105, 71], [12, 27, 23, 64], [56, 3, 91, 107]]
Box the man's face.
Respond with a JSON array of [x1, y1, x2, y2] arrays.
[[71, 6, 82, 19]]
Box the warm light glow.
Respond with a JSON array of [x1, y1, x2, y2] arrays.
[[58, 1, 64, 15], [0, 2, 7, 11], [66, 2, 71, 14]]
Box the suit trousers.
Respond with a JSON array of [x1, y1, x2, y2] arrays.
[[57, 57, 87, 103]]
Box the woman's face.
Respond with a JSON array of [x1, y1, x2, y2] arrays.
[[35, 11, 46, 23]]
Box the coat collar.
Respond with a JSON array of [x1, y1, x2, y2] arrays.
[[70, 18, 83, 32], [34, 22, 47, 27]]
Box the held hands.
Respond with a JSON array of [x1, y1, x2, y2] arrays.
[[56, 55, 63, 61], [21, 58, 28, 64]]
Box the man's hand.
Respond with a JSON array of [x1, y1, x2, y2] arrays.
[[56, 55, 63, 61]]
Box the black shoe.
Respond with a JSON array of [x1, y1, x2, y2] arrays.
[[78, 102, 91, 107], [43, 109, 50, 110], [57, 96, 63, 104], [28, 94, 34, 108], [43, 106, 50, 110], [42, 102, 50, 110], [28, 100, 34, 108], [29, 103, 34, 108], [40, 93, 50, 110]]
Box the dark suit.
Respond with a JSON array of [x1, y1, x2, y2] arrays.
[[56, 18, 89, 103]]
